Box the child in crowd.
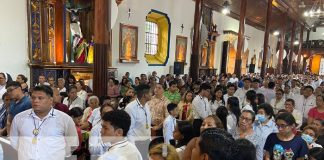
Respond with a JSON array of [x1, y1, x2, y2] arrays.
[[163, 103, 178, 144]]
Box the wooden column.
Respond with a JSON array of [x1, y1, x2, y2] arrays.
[[276, 13, 287, 75], [234, 0, 247, 77], [189, 0, 203, 81], [93, 0, 110, 97], [296, 25, 304, 73], [302, 29, 311, 73], [288, 21, 296, 74], [260, 0, 273, 78], [55, 0, 64, 63]]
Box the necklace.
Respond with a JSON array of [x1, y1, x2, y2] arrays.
[[136, 99, 149, 129], [31, 109, 54, 144]]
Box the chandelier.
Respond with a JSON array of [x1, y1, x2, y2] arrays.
[[303, 0, 324, 17]]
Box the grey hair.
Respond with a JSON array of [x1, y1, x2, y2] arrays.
[[58, 78, 65, 83], [88, 95, 99, 104]]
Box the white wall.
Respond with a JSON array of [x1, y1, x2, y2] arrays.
[[0, 0, 29, 81], [112, 0, 195, 80]]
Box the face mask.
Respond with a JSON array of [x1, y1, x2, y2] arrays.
[[301, 134, 314, 144], [256, 114, 267, 123]]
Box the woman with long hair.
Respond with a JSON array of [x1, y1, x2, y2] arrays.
[[227, 96, 241, 135], [210, 85, 225, 115], [216, 106, 229, 131], [178, 91, 194, 121]]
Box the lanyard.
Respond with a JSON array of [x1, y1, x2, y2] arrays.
[[136, 99, 149, 129]]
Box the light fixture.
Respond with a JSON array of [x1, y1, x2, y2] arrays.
[[322, 32, 324, 35], [222, 1, 230, 15], [273, 31, 280, 36], [304, 0, 324, 18], [299, 1, 306, 8], [294, 40, 299, 45]]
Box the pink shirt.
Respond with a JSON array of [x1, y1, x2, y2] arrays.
[[308, 107, 324, 120], [107, 85, 120, 97]]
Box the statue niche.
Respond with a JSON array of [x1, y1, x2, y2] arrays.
[[28, 0, 94, 64]]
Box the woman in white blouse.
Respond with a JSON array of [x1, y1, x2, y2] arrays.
[[226, 96, 241, 136], [210, 85, 225, 115]]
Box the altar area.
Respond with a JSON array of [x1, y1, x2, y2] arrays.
[[27, 0, 116, 85]]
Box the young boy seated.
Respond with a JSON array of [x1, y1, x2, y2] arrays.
[[163, 103, 178, 144]]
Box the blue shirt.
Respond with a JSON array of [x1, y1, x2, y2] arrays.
[[264, 133, 308, 160], [9, 96, 31, 118], [253, 119, 278, 144]]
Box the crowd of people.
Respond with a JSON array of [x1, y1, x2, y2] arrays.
[[0, 71, 324, 160]]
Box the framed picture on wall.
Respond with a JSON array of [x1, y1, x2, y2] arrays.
[[119, 23, 139, 63], [175, 35, 188, 63]]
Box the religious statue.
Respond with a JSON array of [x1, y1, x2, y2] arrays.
[[251, 54, 256, 65], [86, 36, 94, 64]]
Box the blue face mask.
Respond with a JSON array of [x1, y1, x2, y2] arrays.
[[301, 134, 314, 144], [256, 114, 267, 123]]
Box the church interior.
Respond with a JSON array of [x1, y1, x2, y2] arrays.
[[0, 0, 324, 95], [2, 0, 324, 159]]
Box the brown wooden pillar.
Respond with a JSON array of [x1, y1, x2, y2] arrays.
[[234, 0, 247, 77], [93, 0, 110, 97], [296, 25, 304, 74], [189, 0, 203, 81], [288, 21, 296, 74], [276, 13, 287, 75], [260, 0, 273, 78], [302, 29, 311, 73]]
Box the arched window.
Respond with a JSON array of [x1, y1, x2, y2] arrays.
[[145, 10, 171, 66], [145, 21, 159, 55]]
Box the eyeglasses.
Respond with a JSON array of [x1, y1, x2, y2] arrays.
[[7, 87, 18, 92], [239, 116, 252, 122], [276, 124, 289, 129]]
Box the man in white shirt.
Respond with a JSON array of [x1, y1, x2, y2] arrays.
[[284, 98, 303, 129], [88, 103, 115, 156], [192, 83, 212, 136], [125, 84, 151, 160], [98, 110, 142, 160], [294, 85, 316, 122], [10, 85, 79, 160], [57, 78, 66, 93], [291, 79, 300, 95], [283, 85, 294, 100], [270, 89, 286, 114], [262, 81, 276, 103], [63, 85, 84, 110], [228, 74, 239, 85], [252, 79, 262, 94], [234, 78, 252, 107], [223, 83, 241, 108], [35, 75, 50, 87]]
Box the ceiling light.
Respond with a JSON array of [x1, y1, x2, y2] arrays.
[[273, 31, 280, 36], [294, 40, 299, 45], [304, 11, 309, 17], [299, 1, 306, 8], [222, 1, 230, 15]]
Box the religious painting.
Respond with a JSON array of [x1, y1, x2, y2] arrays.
[[119, 23, 138, 62], [258, 50, 263, 68], [175, 36, 187, 63]]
